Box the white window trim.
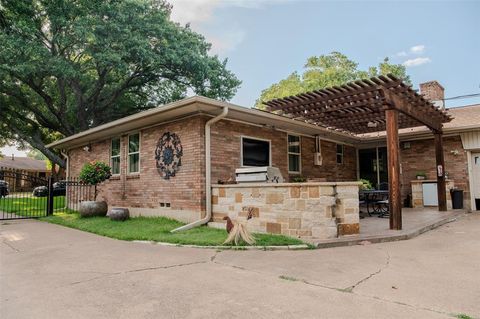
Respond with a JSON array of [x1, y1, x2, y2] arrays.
[[287, 134, 301, 174], [110, 137, 121, 176], [240, 136, 272, 167], [127, 132, 141, 174], [336, 143, 344, 165]]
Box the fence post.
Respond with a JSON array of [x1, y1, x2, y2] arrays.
[[47, 177, 54, 216]]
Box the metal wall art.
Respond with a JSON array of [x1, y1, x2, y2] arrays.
[[155, 132, 183, 180]]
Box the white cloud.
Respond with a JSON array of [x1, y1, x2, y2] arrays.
[[410, 44, 426, 54], [396, 51, 407, 57], [208, 29, 246, 55], [169, 0, 269, 25], [169, 0, 281, 55], [403, 57, 431, 67]]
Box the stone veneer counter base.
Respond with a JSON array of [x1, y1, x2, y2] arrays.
[[212, 182, 361, 240]]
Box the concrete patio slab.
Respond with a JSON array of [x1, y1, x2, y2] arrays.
[[308, 208, 466, 248]]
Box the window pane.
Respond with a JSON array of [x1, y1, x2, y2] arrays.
[[336, 144, 343, 154], [129, 134, 139, 153], [111, 138, 120, 156], [289, 154, 300, 172], [129, 153, 139, 173], [242, 138, 270, 166], [288, 135, 300, 143], [112, 157, 120, 175], [337, 154, 343, 164]]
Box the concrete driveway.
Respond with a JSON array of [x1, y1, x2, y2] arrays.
[[1, 214, 479, 319]]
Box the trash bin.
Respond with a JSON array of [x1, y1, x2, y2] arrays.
[[450, 189, 463, 209]]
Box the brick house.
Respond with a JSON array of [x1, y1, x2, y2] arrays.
[[0, 156, 51, 192], [48, 79, 480, 239]]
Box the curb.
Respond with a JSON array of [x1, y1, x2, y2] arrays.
[[310, 212, 465, 249], [131, 240, 311, 250]]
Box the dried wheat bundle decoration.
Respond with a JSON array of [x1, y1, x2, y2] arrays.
[[223, 208, 256, 246]]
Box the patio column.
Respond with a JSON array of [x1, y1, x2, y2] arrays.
[[385, 109, 402, 230], [434, 132, 447, 211]]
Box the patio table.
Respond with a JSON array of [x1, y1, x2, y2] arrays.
[[359, 190, 389, 217]]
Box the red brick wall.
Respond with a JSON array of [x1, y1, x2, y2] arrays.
[[67, 115, 358, 220], [210, 120, 357, 183], [68, 116, 206, 219], [301, 138, 357, 182], [400, 135, 470, 206]]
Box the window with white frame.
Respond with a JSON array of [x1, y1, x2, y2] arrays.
[[110, 138, 121, 175], [241, 137, 270, 167], [288, 134, 301, 173], [336, 144, 344, 164], [128, 133, 140, 173]]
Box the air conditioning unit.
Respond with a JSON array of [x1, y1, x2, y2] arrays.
[[314, 135, 323, 166], [235, 166, 284, 183]]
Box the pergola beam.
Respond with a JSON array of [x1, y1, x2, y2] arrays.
[[382, 89, 443, 132]]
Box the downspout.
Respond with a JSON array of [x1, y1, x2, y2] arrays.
[[61, 150, 69, 210], [171, 106, 229, 232]]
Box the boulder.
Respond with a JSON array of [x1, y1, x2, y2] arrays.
[[108, 208, 130, 221], [79, 201, 108, 218]]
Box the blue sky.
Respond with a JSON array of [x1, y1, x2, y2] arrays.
[[2, 0, 479, 157], [171, 0, 480, 108]]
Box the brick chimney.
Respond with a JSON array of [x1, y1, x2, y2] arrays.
[[419, 81, 445, 108]]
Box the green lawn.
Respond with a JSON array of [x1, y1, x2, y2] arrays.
[[0, 195, 66, 217], [41, 212, 305, 247]]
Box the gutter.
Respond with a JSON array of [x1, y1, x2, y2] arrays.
[[171, 106, 229, 232]]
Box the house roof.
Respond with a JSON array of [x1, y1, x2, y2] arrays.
[[47, 96, 480, 151], [445, 103, 480, 130], [47, 96, 359, 150], [0, 156, 48, 172]]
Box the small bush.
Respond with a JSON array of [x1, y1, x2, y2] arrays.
[[292, 176, 307, 183], [359, 178, 373, 190], [79, 161, 112, 185]]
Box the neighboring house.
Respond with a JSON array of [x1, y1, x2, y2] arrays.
[[0, 155, 51, 192], [47, 78, 480, 239]]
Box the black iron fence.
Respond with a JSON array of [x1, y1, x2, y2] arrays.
[[0, 171, 95, 220]]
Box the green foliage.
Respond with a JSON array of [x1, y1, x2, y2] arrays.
[[0, 0, 241, 167], [292, 175, 307, 183], [416, 171, 427, 178], [79, 161, 112, 185], [27, 149, 47, 160], [359, 179, 374, 190], [41, 213, 305, 246], [256, 52, 410, 108]]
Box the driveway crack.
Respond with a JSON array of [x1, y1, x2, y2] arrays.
[[125, 261, 207, 273], [345, 250, 391, 292], [2, 240, 20, 252]]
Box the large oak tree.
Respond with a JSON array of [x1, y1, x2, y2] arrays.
[[0, 0, 241, 168]]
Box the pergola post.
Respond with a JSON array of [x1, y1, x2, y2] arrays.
[[385, 109, 402, 230], [434, 132, 447, 211]]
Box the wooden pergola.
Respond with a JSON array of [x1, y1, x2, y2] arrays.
[[264, 74, 453, 230]]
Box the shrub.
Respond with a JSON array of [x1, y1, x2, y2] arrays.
[[292, 175, 307, 183], [79, 161, 111, 200], [359, 178, 373, 190]]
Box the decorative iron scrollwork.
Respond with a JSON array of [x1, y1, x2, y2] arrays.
[[155, 132, 183, 180]]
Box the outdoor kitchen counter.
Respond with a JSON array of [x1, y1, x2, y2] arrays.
[[212, 181, 362, 188], [211, 181, 361, 239]]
